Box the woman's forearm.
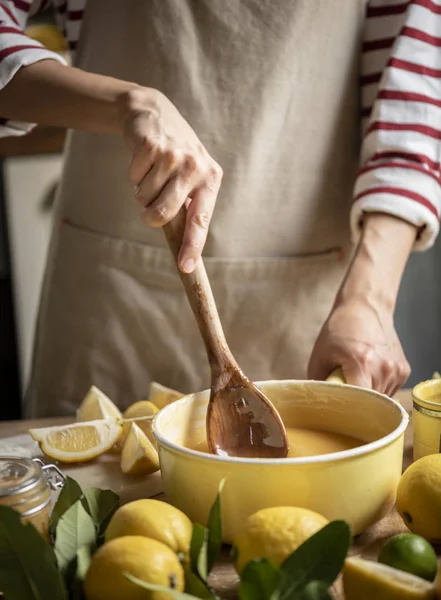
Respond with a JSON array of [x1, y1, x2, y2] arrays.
[[0, 59, 145, 134], [337, 213, 417, 312]]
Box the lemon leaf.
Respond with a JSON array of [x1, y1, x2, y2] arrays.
[[279, 521, 350, 596], [71, 544, 93, 600], [206, 478, 225, 573], [82, 488, 120, 540], [184, 566, 218, 600], [124, 572, 200, 600], [239, 558, 282, 600], [190, 523, 208, 581], [0, 506, 68, 599], [190, 479, 225, 582], [55, 500, 97, 575], [295, 581, 334, 600], [50, 476, 83, 537]]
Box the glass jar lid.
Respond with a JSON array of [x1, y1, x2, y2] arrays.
[[0, 457, 41, 498], [0, 457, 65, 497]]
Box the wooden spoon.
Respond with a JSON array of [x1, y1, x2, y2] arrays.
[[163, 207, 289, 459]]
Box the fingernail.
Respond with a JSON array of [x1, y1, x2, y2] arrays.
[[182, 258, 195, 273], [133, 185, 139, 196]]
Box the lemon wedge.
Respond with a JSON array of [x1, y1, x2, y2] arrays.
[[77, 386, 122, 422], [110, 401, 158, 453], [343, 557, 436, 600], [120, 422, 160, 476], [148, 382, 184, 409], [111, 415, 157, 454], [29, 419, 123, 463]]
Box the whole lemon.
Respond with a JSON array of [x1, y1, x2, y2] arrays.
[[84, 536, 184, 600], [105, 499, 192, 559], [123, 401, 159, 420], [396, 455, 441, 543], [233, 506, 328, 574]]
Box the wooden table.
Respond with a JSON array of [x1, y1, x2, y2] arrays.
[[0, 390, 413, 600]]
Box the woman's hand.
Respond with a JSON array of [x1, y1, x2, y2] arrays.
[[308, 296, 410, 396], [0, 63, 222, 273], [122, 88, 223, 273], [308, 212, 416, 395]]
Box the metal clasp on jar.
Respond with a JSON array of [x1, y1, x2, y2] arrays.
[[32, 458, 66, 491]]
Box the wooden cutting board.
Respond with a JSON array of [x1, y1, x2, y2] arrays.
[[0, 433, 164, 503]]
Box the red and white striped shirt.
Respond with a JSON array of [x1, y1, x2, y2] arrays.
[[0, 0, 440, 249]]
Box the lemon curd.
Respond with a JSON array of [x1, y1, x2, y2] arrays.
[[188, 427, 363, 458]]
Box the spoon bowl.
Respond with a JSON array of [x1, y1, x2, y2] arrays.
[[207, 372, 289, 458]]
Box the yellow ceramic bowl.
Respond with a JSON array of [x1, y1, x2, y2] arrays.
[[153, 379, 408, 542], [412, 375, 441, 461]]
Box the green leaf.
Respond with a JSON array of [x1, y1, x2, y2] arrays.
[[124, 572, 200, 600], [295, 581, 334, 600], [50, 476, 83, 537], [71, 544, 93, 600], [82, 487, 120, 538], [279, 521, 350, 598], [190, 523, 208, 581], [184, 566, 217, 600], [239, 558, 282, 600], [206, 479, 225, 574], [0, 505, 68, 599], [55, 500, 97, 574], [75, 544, 93, 581]]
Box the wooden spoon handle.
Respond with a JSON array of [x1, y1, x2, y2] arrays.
[[163, 207, 235, 372]]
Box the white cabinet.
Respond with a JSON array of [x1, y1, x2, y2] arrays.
[[4, 154, 63, 396]]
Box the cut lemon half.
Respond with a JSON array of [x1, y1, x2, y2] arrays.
[[29, 419, 123, 463], [120, 422, 160, 476], [148, 381, 184, 409], [343, 557, 436, 600], [76, 386, 122, 422]]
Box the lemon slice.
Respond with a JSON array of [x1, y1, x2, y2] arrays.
[[148, 382, 184, 409], [343, 557, 436, 600], [77, 386, 122, 422], [123, 400, 159, 420], [120, 422, 160, 476], [29, 419, 123, 463]]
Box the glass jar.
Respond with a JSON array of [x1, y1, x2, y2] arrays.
[[0, 456, 65, 539], [413, 377, 441, 461]]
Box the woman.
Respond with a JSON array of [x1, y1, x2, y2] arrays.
[[0, 0, 438, 416]]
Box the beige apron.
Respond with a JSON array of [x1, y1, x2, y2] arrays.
[[26, 0, 365, 417]]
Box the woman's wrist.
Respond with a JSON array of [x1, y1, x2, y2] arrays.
[[336, 213, 417, 313], [0, 59, 142, 133], [116, 86, 163, 133]]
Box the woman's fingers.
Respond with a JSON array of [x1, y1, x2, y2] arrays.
[[136, 152, 222, 273], [123, 89, 223, 266], [178, 180, 220, 272]]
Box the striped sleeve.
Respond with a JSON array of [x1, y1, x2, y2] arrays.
[[0, 0, 66, 137], [352, 0, 441, 250]]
